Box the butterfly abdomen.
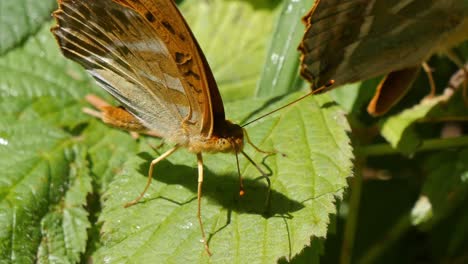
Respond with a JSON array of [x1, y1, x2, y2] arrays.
[[100, 106, 147, 131]]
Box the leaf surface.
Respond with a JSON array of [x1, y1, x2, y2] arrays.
[[0, 0, 56, 54]]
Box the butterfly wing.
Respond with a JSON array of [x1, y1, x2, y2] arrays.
[[299, 0, 468, 89], [52, 0, 223, 139], [112, 0, 226, 136]]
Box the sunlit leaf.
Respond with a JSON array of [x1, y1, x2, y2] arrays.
[[0, 0, 56, 54], [380, 91, 453, 155]]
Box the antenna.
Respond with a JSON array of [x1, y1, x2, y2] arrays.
[[242, 80, 335, 127]]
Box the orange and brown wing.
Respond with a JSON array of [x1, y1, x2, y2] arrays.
[[109, 0, 225, 136], [52, 0, 222, 138]]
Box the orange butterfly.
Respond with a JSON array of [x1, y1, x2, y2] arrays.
[[51, 0, 270, 255]]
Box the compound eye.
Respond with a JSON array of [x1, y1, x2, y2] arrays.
[[218, 139, 226, 146]]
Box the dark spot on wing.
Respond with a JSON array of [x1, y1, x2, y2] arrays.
[[175, 52, 185, 64], [145, 12, 155, 22], [188, 82, 202, 93], [162, 20, 175, 34], [185, 70, 200, 80], [178, 33, 186, 41], [174, 52, 191, 65]]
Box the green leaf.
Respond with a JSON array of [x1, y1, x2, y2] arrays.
[[410, 196, 433, 226], [0, 21, 98, 127], [281, 239, 322, 264], [182, 0, 280, 101], [37, 146, 93, 264], [93, 91, 352, 263], [419, 149, 468, 225], [83, 121, 141, 191], [379, 91, 453, 155], [0, 118, 91, 262], [0, 19, 95, 264], [255, 0, 315, 97], [0, 0, 56, 55]]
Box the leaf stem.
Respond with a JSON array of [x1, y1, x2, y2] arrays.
[[340, 157, 365, 264], [356, 136, 468, 156]]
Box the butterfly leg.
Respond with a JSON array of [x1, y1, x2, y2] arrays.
[[196, 153, 212, 256], [243, 128, 277, 155], [445, 50, 468, 105], [422, 62, 436, 98], [446, 64, 468, 105], [242, 130, 278, 211], [461, 67, 468, 106], [240, 151, 272, 213], [124, 146, 180, 208]]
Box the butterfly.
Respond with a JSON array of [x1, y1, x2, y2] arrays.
[[299, 0, 468, 115], [51, 0, 273, 256]]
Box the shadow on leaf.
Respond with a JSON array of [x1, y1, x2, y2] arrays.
[[134, 152, 304, 217]]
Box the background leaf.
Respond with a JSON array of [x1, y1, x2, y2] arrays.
[[0, 14, 95, 261], [255, 0, 314, 97], [379, 91, 453, 155], [183, 0, 281, 101], [420, 149, 468, 225], [0, 0, 56, 55], [0, 118, 90, 262], [36, 145, 92, 264]]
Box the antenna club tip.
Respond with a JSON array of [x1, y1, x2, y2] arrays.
[[239, 189, 245, 196], [326, 79, 335, 87]]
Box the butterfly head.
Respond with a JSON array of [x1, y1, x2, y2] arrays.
[[188, 120, 243, 154], [212, 120, 244, 154]]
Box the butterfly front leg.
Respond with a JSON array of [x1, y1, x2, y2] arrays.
[[196, 153, 213, 256], [124, 145, 181, 208]]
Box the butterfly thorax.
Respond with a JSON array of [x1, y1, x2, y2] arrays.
[[187, 120, 244, 154]]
